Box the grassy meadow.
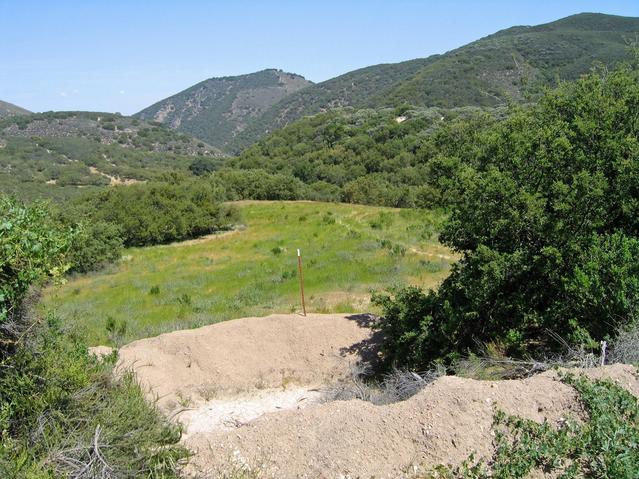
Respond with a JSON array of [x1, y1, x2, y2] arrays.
[[43, 201, 453, 345]]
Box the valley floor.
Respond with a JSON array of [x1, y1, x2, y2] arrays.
[[44, 201, 451, 345]]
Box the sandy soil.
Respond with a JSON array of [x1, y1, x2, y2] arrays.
[[116, 313, 379, 413], [111, 313, 639, 478], [177, 387, 324, 439], [184, 364, 639, 478], [88, 165, 141, 185]]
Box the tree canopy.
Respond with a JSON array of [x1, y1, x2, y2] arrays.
[[375, 64, 639, 367]]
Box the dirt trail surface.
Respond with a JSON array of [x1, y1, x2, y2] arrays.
[[117, 313, 378, 413], [114, 315, 639, 478], [185, 364, 639, 478]]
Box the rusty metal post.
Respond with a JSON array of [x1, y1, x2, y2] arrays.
[[297, 249, 306, 316]]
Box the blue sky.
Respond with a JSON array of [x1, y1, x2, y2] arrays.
[[2, 1, 638, 115]]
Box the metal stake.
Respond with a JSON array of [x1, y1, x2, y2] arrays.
[[297, 249, 306, 316]]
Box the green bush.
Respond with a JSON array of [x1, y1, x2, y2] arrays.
[[375, 65, 639, 367], [444, 374, 639, 478], [0, 316, 187, 477], [189, 157, 219, 176], [0, 197, 71, 340], [66, 221, 123, 273], [0, 194, 187, 477], [74, 180, 238, 247], [212, 169, 309, 201]]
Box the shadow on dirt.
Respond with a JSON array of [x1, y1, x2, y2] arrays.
[[340, 314, 384, 370]]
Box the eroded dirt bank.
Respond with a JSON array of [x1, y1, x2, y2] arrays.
[[184, 365, 639, 478], [116, 313, 378, 412], [107, 315, 639, 478]]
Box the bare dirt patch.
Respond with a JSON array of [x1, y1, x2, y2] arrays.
[[117, 313, 379, 414], [88, 166, 142, 185], [184, 365, 639, 478], [114, 314, 638, 478]]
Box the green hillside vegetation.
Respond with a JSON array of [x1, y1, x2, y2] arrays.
[[228, 13, 639, 150], [0, 100, 30, 119], [0, 111, 218, 155], [224, 105, 501, 207], [43, 201, 451, 345], [381, 13, 639, 108], [229, 58, 435, 151], [0, 111, 222, 201], [135, 69, 311, 151]]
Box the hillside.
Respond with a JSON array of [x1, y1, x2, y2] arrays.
[[0, 100, 30, 118], [0, 111, 222, 200], [226, 105, 498, 208], [228, 12, 638, 150], [135, 69, 311, 151], [379, 13, 639, 107]]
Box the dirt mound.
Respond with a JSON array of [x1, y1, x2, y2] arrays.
[[184, 364, 639, 478], [115, 315, 638, 477], [117, 313, 378, 413]]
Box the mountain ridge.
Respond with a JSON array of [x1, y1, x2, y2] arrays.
[[228, 12, 639, 151], [135, 69, 311, 150], [0, 100, 31, 119]]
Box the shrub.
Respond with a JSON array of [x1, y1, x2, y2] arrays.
[[0, 316, 187, 477], [375, 66, 639, 367], [0, 195, 187, 476], [212, 169, 308, 201], [189, 157, 219, 176], [105, 316, 127, 344], [73, 180, 238, 246], [0, 197, 71, 349], [444, 374, 639, 478], [609, 324, 639, 365], [66, 220, 123, 273]]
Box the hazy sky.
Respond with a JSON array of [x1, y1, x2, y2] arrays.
[[2, 0, 639, 115]]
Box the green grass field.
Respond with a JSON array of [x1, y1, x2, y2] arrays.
[[43, 201, 453, 345]]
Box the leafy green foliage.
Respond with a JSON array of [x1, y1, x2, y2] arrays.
[[0, 197, 186, 477], [228, 106, 495, 207], [211, 168, 310, 201], [375, 64, 639, 367], [0, 316, 187, 478], [62, 220, 123, 274], [189, 157, 221, 176], [0, 198, 71, 331], [73, 179, 238, 247]]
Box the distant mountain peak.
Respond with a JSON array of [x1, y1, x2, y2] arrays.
[[137, 12, 639, 154], [135, 69, 312, 151]]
